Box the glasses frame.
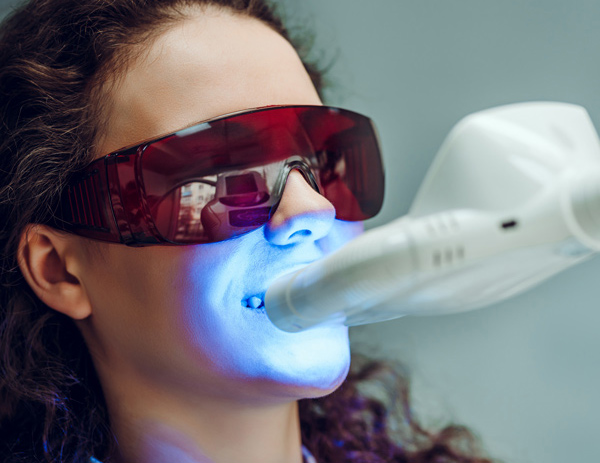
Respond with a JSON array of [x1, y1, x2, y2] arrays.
[[51, 105, 385, 246]]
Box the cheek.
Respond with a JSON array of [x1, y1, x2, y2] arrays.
[[146, 244, 253, 361], [81, 247, 195, 365], [79, 229, 356, 394], [319, 220, 364, 254]]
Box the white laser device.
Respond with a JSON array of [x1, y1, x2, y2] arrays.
[[265, 102, 600, 332]]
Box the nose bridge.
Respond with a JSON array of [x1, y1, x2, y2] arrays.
[[276, 157, 319, 197], [264, 161, 335, 246]]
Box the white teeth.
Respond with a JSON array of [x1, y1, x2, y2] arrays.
[[247, 296, 263, 309]]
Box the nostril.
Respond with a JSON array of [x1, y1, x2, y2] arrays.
[[287, 229, 311, 242], [265, 210, 334, 246], [264, 170, 336, 246]]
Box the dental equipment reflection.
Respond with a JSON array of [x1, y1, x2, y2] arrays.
[[265, 102, 600, 332]]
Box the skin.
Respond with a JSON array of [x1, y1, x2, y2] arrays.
[[18, 7, 363, 463]]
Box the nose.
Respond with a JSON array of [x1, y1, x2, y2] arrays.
[[264, 170, 335, 246]]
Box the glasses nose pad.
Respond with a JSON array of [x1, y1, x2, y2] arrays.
[[269, 158, 320, 215], [265, 160, 335, 246]]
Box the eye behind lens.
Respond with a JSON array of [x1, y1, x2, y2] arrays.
[[219, 191, 270, 207]]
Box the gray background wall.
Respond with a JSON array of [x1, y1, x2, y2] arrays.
[[1, 1, 598, 462]]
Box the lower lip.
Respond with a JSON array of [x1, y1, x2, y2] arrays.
[[241, 300, 266, 312]]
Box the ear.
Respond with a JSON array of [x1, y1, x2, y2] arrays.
[[17, 224, 92, 320]]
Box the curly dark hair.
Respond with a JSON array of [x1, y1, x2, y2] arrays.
[[0, 0, 500, 462]]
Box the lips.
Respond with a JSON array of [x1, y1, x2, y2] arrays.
[[243, 295, 265, 310], [240, 261, 317, 312]]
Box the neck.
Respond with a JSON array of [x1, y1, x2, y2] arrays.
[[105, 383, 303, 463], [88, 352, 305, 463]]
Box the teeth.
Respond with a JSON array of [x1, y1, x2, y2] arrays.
[[247, 296, 263, 309]]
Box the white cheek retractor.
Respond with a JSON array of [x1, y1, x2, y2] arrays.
[[265, 102, 600, 332]]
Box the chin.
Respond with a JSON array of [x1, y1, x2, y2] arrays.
[[298, 360, 351, 399], [267, 366, 349, 402], [269, 339, 352, 400]]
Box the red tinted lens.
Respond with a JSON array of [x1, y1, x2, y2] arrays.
[[296, 108, 384, 221], [141, 106, 384, 243]]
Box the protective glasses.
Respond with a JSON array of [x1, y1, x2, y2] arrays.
[[52, 105, 385, 246]]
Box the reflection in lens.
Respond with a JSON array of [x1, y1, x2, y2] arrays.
[[154, 177, 217, 242]]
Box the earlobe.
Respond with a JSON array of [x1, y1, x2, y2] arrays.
[[18, 224, 92, 320]]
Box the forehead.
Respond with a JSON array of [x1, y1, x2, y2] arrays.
[[96, 7, 321, 156]]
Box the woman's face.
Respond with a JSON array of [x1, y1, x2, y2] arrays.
[[77, 8, 362, 403]]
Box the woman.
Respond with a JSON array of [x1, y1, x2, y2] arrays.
[[0, 0, 498, 462]]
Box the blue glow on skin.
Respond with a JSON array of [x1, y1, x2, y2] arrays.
[[110, 170, 366, 402], [84, 202, 364, 405], [174, 216, 363, 398]]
